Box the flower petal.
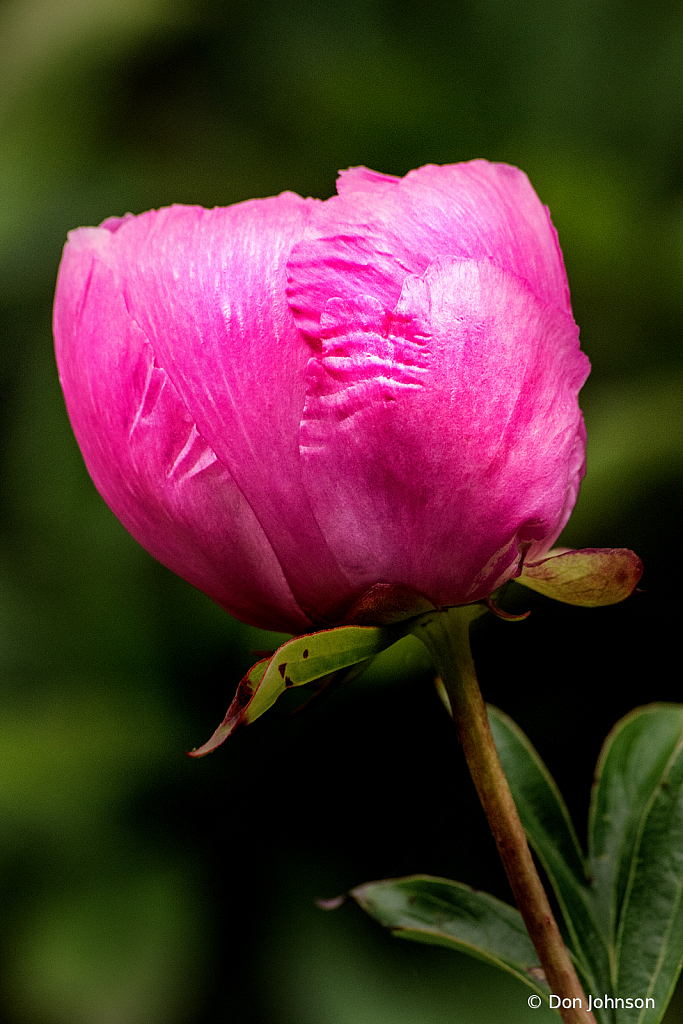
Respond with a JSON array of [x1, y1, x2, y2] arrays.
[[54, 225, 314, 633], [98, 197, 357, 625], [287, 160, 571, 345], [298, 256, 589, 606]]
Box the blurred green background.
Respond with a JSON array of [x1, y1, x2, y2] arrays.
[[1, 0, 682, 1021]]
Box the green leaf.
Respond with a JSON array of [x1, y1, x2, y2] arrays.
[[346, 702, 683, 1024], [515, 548, 643, 607], [350, 875, 551, 1000], [188, 623, 408, 756], [589, 704, 683, 1023], [488, 706, 609, 999]]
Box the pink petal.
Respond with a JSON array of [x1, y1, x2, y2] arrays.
[[54, 222, 315, 633], [287, 161, 571, 345], [297, 255, 589, 606], [87, 196, 358, 626], [335, 166, 401, 195]]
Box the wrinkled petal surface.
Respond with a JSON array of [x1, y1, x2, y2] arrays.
[[287, 161, 571, 346], [294, 253, 588, 605]]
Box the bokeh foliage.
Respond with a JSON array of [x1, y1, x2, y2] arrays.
[[0, 0, 682, 1020]]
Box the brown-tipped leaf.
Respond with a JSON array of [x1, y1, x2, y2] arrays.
[[188, 622, 407, 756], [188, 657, 270, 756]]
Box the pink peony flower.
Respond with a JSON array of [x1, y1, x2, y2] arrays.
[[53, 161, 590, 634]]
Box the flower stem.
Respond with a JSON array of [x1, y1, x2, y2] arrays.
[[411, 605, 596, 1024]]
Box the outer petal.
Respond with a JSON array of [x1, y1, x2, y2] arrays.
[[80, 198, 358, 626], [54, 221, 315, 633], [287, 160, 571, 346], [297, 256, 589, 606]]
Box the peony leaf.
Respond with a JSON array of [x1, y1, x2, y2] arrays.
[[346, 704, 683, 1024], [515, 547, 643, 607], [347, 707, 683, 1023], [188, 623, 408, 756], [350, 875, 551, 999], [589, 704, 683, 1024]]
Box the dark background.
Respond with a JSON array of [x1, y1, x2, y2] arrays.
[[1, 0, 682, 1021]]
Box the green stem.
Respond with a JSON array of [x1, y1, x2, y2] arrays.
[[411, 605, 596, 1024]]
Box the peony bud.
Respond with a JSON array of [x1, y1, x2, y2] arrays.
[[54, 161, 590, 634]]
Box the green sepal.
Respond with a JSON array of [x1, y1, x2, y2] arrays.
[[188, 622, 408, 756], [350, 875, 552, 1000], [515, 547, 643, 606]]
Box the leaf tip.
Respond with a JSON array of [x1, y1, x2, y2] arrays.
[[316, 894, 348, 910]]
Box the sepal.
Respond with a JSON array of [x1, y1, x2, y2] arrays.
[[188, 622, 409, 756], [339, 582, 437, 626], [515, 547, 643, 607]]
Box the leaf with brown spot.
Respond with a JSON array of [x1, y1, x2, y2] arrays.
[[188, 622, 409, 756]]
